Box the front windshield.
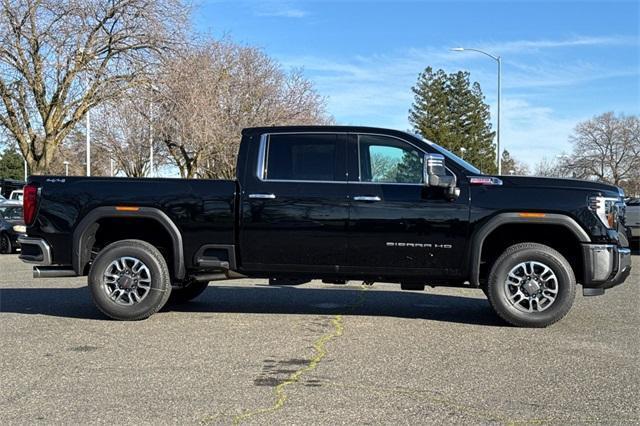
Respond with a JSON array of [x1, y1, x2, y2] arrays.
[[411, 133, 484, 175]]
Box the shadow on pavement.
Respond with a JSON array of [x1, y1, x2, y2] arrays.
[[0, 284, 502, 326]]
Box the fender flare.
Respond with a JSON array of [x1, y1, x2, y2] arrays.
[[72, 206, 185, 279], [470, 212, 590, 287]]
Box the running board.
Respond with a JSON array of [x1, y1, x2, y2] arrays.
[[33, 266, 78, 278]]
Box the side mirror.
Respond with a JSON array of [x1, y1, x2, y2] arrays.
[[423, 153, 460, 200], [424, 153, 452, 188]]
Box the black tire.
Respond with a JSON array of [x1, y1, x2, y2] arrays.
[[169, 280, 209, 304], [88, 239, 172, 321], [0, 233, 11, 254], [486, 242, 576, 328]]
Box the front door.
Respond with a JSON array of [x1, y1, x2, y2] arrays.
[[239, 132, 349, 273], [345, 133, 470, 279]]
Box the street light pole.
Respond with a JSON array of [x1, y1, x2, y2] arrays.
[[63, 161, 69, 176], [497, 55, 501, 175], [149, 101, 154, 178], [451, 47, 502, 175], [86, 105, 91, 177]]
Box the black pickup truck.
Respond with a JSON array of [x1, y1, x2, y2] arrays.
[[19, 126, 632, 327]]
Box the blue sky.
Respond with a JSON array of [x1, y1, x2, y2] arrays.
[[194, 0, 640, 169]]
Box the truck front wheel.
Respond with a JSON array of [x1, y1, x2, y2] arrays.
[[88, 239, 172, 320], [486, 242, 576, 328]]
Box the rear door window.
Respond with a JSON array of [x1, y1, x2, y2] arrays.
[[264, 134, 343, 182]]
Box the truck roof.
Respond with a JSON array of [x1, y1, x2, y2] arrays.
[[242, 125, 416, 139]]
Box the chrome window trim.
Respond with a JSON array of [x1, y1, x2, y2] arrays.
[[255, 131, 457, 186], [256, 134, 268, 180]]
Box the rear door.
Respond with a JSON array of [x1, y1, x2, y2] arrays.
[[239, 132, 349, 273], [345, 133, 470, 278]]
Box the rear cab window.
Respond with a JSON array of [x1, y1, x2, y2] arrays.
[[260, 133, 345, 182]]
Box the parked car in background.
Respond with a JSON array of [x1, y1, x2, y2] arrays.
[[0, 178, 26, 199], [0, 201, 25, 254], [9, 190, 23, 202], [625, 198, 640, 245]]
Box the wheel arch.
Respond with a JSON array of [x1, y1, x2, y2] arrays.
[[470, 212, 590, 287], [72, 206, 185, 279]]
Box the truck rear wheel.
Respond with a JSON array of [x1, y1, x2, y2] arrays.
[[88, 239, 172, 320], [486, 242, 576, 328]]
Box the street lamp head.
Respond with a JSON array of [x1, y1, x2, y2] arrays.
[[450, 47, 465, 52], [63, 161, 70, 165]]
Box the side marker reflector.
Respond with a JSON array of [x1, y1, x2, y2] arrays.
[[116, 206, 140, 212], [518, 212, 546, 218]]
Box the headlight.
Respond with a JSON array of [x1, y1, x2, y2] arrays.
[[589, 196, 622, 229], [12, 225, 26, 234]]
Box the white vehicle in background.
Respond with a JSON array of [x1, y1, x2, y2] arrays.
[[626, 198, 640, 243], [9, 190, 23, 202]]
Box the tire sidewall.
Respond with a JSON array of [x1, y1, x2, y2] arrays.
[[0, 233, 11, 254], [89, 241, 170, 320], [489, 247, 575, 326]]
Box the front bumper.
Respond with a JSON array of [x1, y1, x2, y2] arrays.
[[582, 243, 632, 293]]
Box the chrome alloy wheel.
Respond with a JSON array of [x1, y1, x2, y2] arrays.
[[102, 256, 152, 306], [504, 261, 559, 313]]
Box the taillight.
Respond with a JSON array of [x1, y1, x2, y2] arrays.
[[23, 183, 39, 226]]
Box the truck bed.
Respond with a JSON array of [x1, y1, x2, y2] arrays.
[[26, 176, 238, 268]]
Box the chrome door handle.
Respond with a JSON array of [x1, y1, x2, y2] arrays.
[[353, 195, 381, 202], [248, 193, 276, 199]]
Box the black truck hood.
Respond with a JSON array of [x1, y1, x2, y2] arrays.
[[496, 176, 622, 197]]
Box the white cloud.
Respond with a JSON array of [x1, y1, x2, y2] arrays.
[[471, 35, 639, 54], [256, 8, 307, 18], [500, 98, 580, 167]]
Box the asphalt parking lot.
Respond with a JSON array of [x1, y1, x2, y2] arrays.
[[1, 254, 638, 425]]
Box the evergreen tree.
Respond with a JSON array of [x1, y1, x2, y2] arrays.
[[409, 67, 497, 174], [0, 146, 23, 180], [501, 149, 530, 175], [396, 150, 423, 183]]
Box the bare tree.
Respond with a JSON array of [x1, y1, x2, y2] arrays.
[[533, 156, 569, 178], [568, 112, 640, 188], [92, 89, 168, 177], [157, 40, 332, 179], [0, 0, 188, 173]]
